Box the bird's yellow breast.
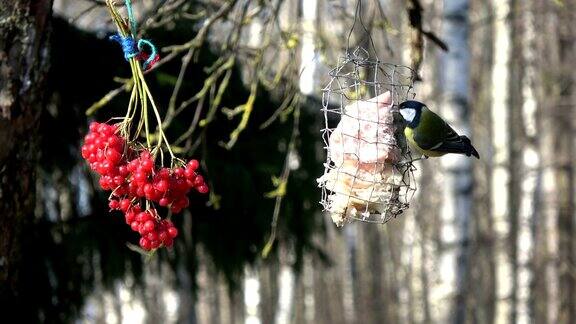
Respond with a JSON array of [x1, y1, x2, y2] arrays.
[[404, 127, 445, 157]]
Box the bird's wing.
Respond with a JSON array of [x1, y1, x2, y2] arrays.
[[412, 108, 460, 150]]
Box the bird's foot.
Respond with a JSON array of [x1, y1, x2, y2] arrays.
[[397, 156, 427, 166], [412, 155, 428, 162]]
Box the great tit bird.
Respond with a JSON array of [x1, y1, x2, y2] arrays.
[[399, 100, 480, 159]]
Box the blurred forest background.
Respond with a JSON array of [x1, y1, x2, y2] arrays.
[[1, 0, 575, 323]]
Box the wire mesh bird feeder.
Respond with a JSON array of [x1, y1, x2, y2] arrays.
[[317, 47, 418, 226]]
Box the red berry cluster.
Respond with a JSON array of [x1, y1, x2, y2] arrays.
[[117, 204, 178, 249], [81, 122, 208, 251]]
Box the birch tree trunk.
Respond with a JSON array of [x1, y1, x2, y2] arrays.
[[533, 2, 565, 322], [275, 257, 295, 324], [508, 0, 524, 322], [299, 0, 318, 96], [516, 1, 538, 323], [409, 1, 443, 321], [553, 2, 575, 322], [468, 0, 497, 322], [0, 0, 53, 306], [490, 0, 513, 322], [439, 0, 472, 322]]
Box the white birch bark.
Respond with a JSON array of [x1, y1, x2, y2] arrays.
[[302, 255, 315, 322], [516, 4, 537, 323], [299, 0, 318, 96], [401, 0, 441, 316], [490, 0, 513, 322], [541, 139, 559, 324], [406, 1, 443, 321], [540, 8, 559, 324], [342, 225, 357, 323], [438, 0, 472, 322], [399, 211, 423, 322], [245, 267, 262, 324], [274, 263, 295, 324], [397, 22, 419, 323]]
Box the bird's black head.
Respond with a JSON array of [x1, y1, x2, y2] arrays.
[[398, 100, 425, 128]]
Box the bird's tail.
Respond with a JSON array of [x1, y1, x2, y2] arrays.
[[460, 136, 480, 159]]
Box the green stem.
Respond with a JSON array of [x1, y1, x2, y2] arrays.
[[136, 66, 175, 159]]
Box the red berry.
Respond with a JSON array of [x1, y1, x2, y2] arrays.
[[143, 220, 156, 233], [184, 168, 196, 179], [127, 160, 138, 172], [131, 221, 140, 231], [167, 227, 178, 238], [99, 177, 110, 190], [150, 240, 160, 249], [197, 185, 209, 194], [105, 149, 122, 164], [174, 168, 184, 177], [125, 213, 135, 224], [187, 159, 199, 171], [113, 176, 124, 186], [159, 197, 170, 207], [141, 159, 154, 172], [81, 146, 91, 159], [107, 135, 121, 147], [154, 179, 169, 192], [140, 150, 151, 160], [118, 165, 129, 177], [147, 232, 159, 241], [136, 212, 151, 223], [133, 172, 147, 183], [139, 238, 151, 250], [158, 168, 170, 178], [193, 175, 204, 186], [143, 183, 154, 195], [89, 122, 99, 132], [108, 200, 120, 210], [98, 124, 112, 135], [119, 199, 131, 212]]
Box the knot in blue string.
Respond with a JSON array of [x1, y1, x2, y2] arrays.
[[110, 34, 159, 70], [110, 34, 139, 60], [109, 1, 159, 71]]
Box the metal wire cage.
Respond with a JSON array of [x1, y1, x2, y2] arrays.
[[317, 47, 418, 226]]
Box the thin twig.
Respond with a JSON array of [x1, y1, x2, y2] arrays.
[[262, 103, 300, 258]]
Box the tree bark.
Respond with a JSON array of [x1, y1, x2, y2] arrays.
[[0, 0, 52, 304], [469, 0, 497, 322], [490, 0, 513, 322], [554, 2, 575, 322], [439, 0, 472, 322], [516, 0, 538, 322]]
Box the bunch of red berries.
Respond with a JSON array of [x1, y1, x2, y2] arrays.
[[81, 122, 208, 251], [120, 204, 178, 249]]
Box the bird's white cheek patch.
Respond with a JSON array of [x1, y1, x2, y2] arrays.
[[400, 108, 416, 122]]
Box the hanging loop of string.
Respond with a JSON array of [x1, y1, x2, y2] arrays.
[[109, 0, 160, 71], [346, 0, 380, 60], [137, 39, 159, 70]]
